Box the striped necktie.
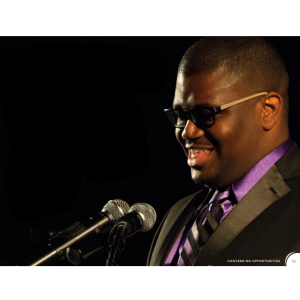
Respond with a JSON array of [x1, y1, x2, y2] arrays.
[[176, 188, 236, 266]]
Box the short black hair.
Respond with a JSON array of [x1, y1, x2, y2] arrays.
[[178, 37, 289, 108]]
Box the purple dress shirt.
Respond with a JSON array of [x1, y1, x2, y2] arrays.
[[164, 136, 294, 266]]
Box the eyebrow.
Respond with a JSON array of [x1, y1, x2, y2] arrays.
[[173, 103, 217, 110]]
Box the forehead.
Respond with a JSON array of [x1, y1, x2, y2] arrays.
[[173, 70, 240, 110]]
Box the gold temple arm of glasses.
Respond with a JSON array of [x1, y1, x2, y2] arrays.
[[220, 92, 268, 110]]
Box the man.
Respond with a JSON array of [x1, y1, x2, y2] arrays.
[[147, 37, 300, 266]]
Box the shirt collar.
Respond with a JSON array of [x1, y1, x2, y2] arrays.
[[232, 136, 293, 202]]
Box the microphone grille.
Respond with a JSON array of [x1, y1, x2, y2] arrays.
[[129, 203, 157, 232], [102, 199, 130, 220]]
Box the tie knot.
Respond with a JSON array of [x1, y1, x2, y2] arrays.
[[214, 190, 230, 201], [209, 189, 234, 224]]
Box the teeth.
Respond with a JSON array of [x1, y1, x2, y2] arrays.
[[189, 149, 211, 154]]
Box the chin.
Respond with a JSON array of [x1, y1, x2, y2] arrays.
[[191, 168, 220, 189], [191, 173, 214, 188]]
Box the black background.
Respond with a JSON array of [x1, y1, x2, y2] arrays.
[[0, 37, 299, 266]]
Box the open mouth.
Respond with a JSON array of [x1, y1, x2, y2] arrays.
[[187, 148, 214, 167]]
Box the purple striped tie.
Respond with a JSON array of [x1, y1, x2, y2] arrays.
[[177, 189, 234, 266]]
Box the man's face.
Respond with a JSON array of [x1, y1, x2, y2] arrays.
[[174, 70, 265, 189]]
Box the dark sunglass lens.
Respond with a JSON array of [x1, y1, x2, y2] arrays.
[[192, 108, 214, 128], [167, 110, 186, 128]]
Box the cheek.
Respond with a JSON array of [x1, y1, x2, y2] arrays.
[[210, 115, 250, 158], [175, 128, 183, 145], [175, 128, 189, 156], [223, 114, 259, 159]]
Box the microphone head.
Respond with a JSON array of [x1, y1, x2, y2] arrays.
[[102, 199, 130, 220], [128, 203, 157, 232]]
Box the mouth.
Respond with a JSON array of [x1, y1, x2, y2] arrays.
[[187, 148, 214, 167]]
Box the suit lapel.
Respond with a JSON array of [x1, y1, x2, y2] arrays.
[[152, 189, 209, 266], [193, 163, 291, 266]]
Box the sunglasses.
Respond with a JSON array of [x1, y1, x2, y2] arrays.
[[164, 92, 267, 129]]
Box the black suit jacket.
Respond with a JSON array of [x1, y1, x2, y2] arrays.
[[147, 143, 300, 266]]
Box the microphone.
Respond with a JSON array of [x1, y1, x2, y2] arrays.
[[18, 199, 130, 266], [106, 202, 157, 266]]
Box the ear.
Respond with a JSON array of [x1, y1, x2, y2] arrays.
[[261, 92, 283, 131]]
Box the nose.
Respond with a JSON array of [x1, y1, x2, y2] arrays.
[[181, 119, 205, 141]]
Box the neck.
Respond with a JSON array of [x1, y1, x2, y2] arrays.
[[262, 129, 289, 157]]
